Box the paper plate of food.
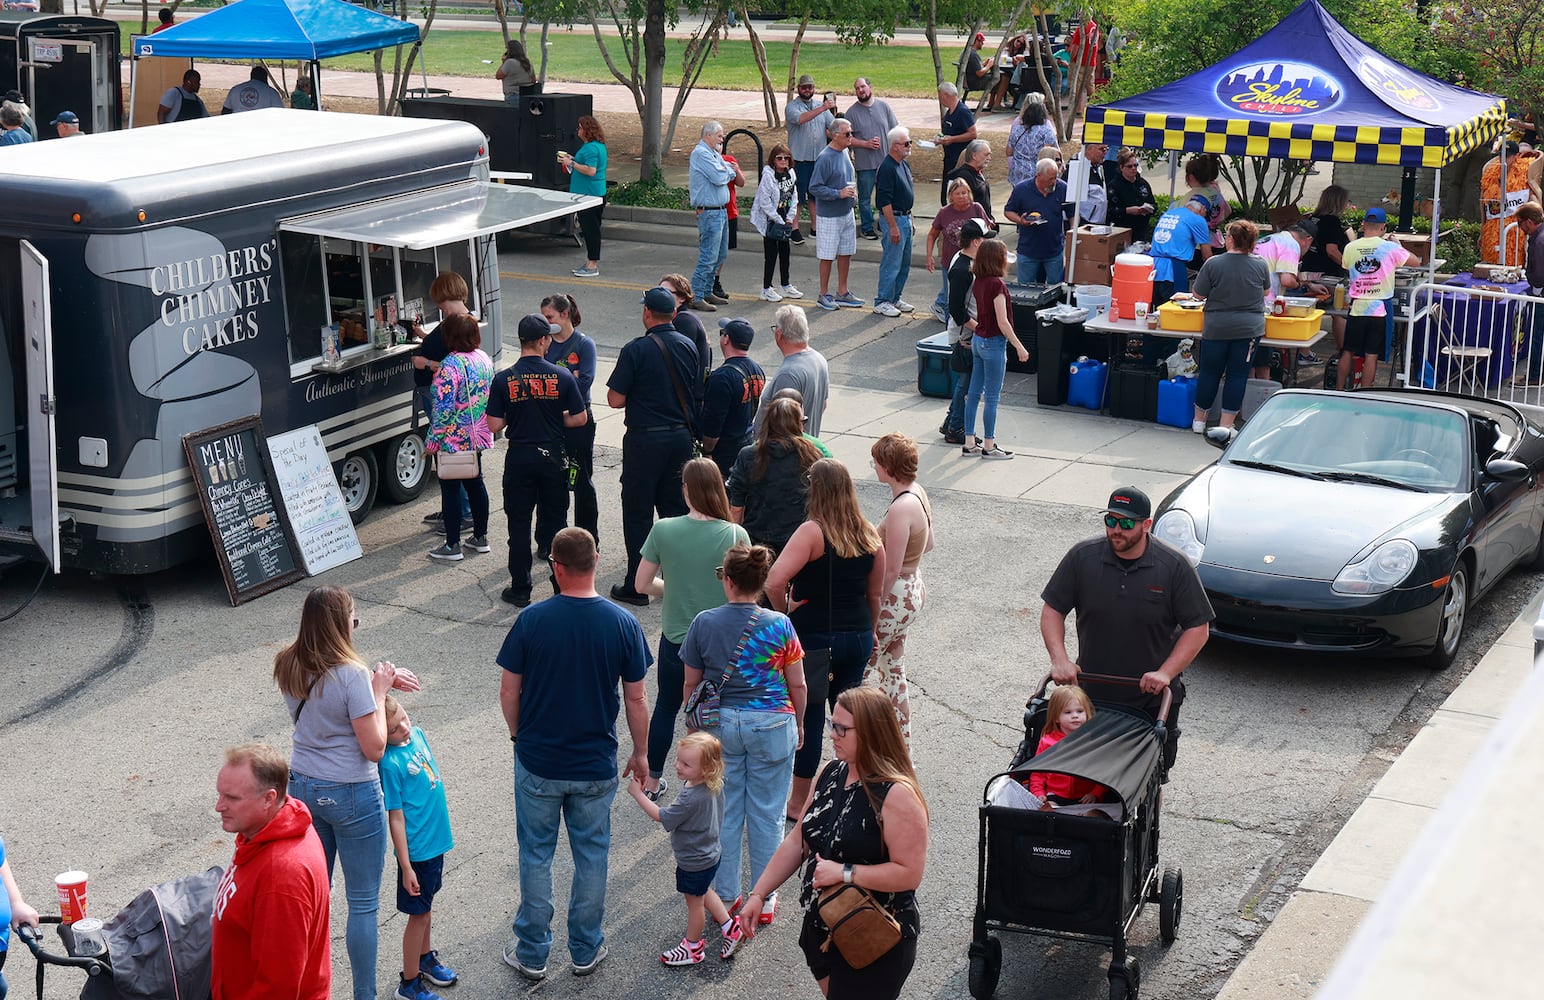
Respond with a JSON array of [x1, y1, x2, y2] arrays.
[[916, 139, 938, 149]]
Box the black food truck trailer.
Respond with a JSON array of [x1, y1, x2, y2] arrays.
[[0, 13, 121, 137], [0, 108, 598, 575]]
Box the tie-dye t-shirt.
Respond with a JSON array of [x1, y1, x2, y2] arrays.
[[680, 603, 805, 714], [1253, 232, 1303, 302], [1343, 237, 1415, 317]]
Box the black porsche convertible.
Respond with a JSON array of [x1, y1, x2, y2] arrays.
[[1153, 388, 1544, 668]]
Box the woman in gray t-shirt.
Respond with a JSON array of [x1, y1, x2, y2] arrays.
[[1190, 219, 1271, 433], [274, 585, 419, 1000]]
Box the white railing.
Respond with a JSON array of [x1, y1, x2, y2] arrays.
[[1400, 280, 1544, 404]]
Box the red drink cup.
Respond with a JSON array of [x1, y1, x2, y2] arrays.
[[55, 871, 88, 923]]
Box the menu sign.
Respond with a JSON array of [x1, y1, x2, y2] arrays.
[[267, 425, 363, 575], [183, 417, 305, 605]]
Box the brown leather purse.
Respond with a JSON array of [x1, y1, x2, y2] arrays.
[[817, 882, 902, 969]]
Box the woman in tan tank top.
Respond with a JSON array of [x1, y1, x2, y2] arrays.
[[864, 433, 934, 742]]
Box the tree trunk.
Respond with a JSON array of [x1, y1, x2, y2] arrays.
[[140, 0, 149, 35], [664, 12, 724, 153], [738, 1, 779, 127], [786, 14, 809, 96], [538, 20, 551, 83], [641, 0, 667, 180], [925, 0, 941, 85], [493, 0, 511, 47], [956, 19, 984, 90]]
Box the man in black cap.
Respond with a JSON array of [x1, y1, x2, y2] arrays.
[[50, 110, 82, 138], [605, 287, 702, 605], [1039, 486, 1212, 772], [699, 318, 766, 478], [486, 314, 589, 608]]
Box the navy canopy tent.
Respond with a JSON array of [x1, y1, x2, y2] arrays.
[[1084, 0, 1505, 168]]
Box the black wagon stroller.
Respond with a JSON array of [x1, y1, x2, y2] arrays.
[[967, 673, 1182, 1000], [17, 867, 222, 1000]]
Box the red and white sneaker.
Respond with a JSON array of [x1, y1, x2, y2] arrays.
[[661, 938, 704, 967], [757, 892, 779, 926]]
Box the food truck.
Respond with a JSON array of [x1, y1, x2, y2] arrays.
[[0, 109, 598, 575]]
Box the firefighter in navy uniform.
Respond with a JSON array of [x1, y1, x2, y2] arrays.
[[700, 317, 767, 479], [486, 314, 589, 608], [605, 286, 703, 606]]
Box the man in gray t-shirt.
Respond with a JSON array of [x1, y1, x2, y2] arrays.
[[785, 74, 836, 241], [758, 305, 830, 436], [845, 78, 899, 240]]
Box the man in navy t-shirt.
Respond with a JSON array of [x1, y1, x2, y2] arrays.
[[497, 526, 651, 980], [700, 317, 766, 478], [1004, 157, 1074, 284]]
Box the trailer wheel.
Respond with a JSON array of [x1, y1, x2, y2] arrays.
[[1159, 868, 1183, 943], [378, 431, 429, 504], [966, 936, 1001, 999], [336, 450, 379, 525]]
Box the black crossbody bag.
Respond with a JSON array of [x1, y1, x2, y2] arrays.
[[648, 332, 703, 456]]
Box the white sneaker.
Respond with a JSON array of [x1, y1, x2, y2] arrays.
[[873, 302, 902, 317], [1191, 420, 1206, 433], [895, 299, 916, 313], [781, 284, 804, 299], [760, 287, 783, 302]]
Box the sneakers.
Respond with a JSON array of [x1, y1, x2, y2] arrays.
[[860, 229, 880, 240], [689, 298, 717, 312], [833, 291, 865, 308], [418, 951, 458, 987], [757, 891, 779, 926], [395, 974, 443, 1000], [760, 287, 784, 302], [465, 535, 491, 553], [572, 265, 600, 277], [609, 583, 649, 606], [662, 938, 705, 967], [873, 301, 902, 317], [428, 543, 462, 561], [644, 776, 671, 802], [422, 511, 443, 525], [790, 229, 805, 245], [817, 293, 839, 311], [781, 284, 804, 299], [720, 919, 746, 959], [1296, 351, 1321, 365], [981, 444, 1015, 460], [501, 587, 532, 608], [502, 937, 546, 981], [1191, 420, 1206, 434], [961, 440, 982, 456], [943, 430, 966, 445], [930, 303, 950, 324], [572, 944, 608, 976], [895, 299, 916, 313]]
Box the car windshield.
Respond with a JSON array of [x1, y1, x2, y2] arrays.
[[1225, 395, 1470, 492]]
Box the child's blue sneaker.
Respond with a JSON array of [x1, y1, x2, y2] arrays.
[[419, 950, 458, 987], [395, 974, 443, 1000]]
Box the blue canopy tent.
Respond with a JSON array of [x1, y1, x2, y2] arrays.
[[128, 0, 420, 121]]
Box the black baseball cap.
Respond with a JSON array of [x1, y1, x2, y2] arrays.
[[1104, 486, 1151, 519], [517, 314, 560, 342], [960, 218, 995, 244], [641, 286, 678, 313], [718, 317, 754, 349]]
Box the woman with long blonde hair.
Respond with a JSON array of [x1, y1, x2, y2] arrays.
[[767, 458, 885, 821], [275, 586, 420, 1000]]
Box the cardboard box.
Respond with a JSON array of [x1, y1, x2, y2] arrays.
[[1393, 233, 1433, 265], [1066, 255, 1112, 285], [1471, 263, 1524, 282], [1071, 225, 1132, 262], [1267, 205, 1303, 232]]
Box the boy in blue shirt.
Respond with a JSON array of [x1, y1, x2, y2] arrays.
[[381, 697, 458, 1000]]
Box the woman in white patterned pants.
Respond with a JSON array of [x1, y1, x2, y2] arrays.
[[864, 433, 934, 742]]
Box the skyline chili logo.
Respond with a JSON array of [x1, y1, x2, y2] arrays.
[[1215, 61, 1343, 117]]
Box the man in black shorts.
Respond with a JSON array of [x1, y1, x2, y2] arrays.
[[1039, 486, 1213, 773]]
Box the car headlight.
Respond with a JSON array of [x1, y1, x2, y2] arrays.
[[1153, 510, 1203, 566], [1332, 539, 1418, 595]]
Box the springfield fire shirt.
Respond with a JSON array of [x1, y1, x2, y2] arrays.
[[486, 355, 584, 446]]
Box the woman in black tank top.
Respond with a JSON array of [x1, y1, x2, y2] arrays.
[[767, 459, 886, 822]]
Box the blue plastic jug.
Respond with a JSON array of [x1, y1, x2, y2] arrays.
[[1157, 376, 1197, 428], [1067, 359, 1108, 410]]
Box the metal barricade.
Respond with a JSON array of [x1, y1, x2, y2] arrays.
[[1400, 281, 1544, 403]]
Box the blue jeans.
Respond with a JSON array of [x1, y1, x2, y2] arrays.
[[1018, 252, 1065, 285], [856, 168, 878, 234], [933, 266, 950, 313], [945, 360, 971, 433], [793, 629, 874, 778], [1196, 337, 1256, 413], [876, 215, 914, 305], [708, 707, 797, 904], [965, 335, 1009, 440], [693, 209, 729, 299], [419, 387, 470, 522], [512, 758, 617, 969], [288, 773, 387, 1000], [646, 636, 685, 779], [1527, 299, 1544, 380]]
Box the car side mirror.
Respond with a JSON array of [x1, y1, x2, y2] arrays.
[[1483, 458, 1529, 482], [1203, 427, 1236, 450]]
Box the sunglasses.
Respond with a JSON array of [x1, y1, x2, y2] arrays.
[[900, 140, 913, 147], [1103, 514, 1140, 530], [546, 555, 571, 570], [714, 566, 726, 580], [831, 720, 852, 737], [352, 616, 360, 628]]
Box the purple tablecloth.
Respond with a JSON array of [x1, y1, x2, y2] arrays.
[[1413, 274, 1531, 387]]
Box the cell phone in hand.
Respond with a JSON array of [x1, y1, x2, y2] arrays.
[[825, 92, 835, 105]]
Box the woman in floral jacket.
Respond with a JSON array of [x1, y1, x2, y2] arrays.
[[425, 312, 493, 561]]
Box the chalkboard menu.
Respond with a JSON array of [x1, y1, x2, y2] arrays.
[[183, 417, 305, 605], [267, 426, 363, 575]]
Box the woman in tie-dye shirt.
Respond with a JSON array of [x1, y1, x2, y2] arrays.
[[681, 543, 807, 924], [425, 313, 492, 561]]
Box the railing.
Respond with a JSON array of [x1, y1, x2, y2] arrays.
[[1400, 280, 1544, 405]]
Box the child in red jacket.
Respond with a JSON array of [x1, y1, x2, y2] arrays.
[[1030, 685, 1105, 806]]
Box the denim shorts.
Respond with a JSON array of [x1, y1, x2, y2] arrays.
[[677, 859, 720, 896], [396, 853, 445, 915]]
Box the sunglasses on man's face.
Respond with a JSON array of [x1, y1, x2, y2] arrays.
[[1104, 514, 1140, 530]]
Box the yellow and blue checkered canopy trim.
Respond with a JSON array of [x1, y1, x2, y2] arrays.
[[1085, 101, 1507, 167]]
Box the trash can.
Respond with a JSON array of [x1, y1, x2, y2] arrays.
[[1037, 315, 1084, 406], [1006, 282, 1063, 374]]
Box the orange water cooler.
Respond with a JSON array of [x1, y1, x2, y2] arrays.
[[1112, 253, 1154, 320]]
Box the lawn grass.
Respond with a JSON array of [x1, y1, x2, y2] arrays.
[[125, 28, 951, 99]]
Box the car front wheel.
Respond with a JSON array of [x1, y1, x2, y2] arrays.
[[1423, 562, 1468, 670]]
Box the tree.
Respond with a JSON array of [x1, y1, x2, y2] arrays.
[[782, 0, 902, 108], [735, 1, 782, 127], [373, 0, 440, 116], [1436, 0, 1543, 122]]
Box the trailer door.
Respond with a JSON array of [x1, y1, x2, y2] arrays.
[[21, 241, 59, 572]]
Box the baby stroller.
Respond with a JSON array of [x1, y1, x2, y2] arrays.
[[967, 673, 1182, 1000], [17, 867, 222, 1000]]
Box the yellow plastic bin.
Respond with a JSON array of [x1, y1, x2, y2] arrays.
[[1264, 309, 1325, 341], [1157, 302, 1204, 332]]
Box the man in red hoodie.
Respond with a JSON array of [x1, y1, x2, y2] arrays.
[[212, 743, 331, 1000]]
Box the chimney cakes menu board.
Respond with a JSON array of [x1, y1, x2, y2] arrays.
[[183, 417, 305, 605]]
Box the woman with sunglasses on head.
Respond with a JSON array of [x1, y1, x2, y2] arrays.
[[751, 142, 804, 302], [766, 458, 886, 824], [1108, 149, 1157, 241], [737, 686, 928, 1000], [275, 586, 421, 1000], [635, 458, 750, 801], [680, 542, 807, 926]]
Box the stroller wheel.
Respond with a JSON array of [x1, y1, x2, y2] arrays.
[[967, 935, 1002, 999], [1108, 956, 1141, 1000], [1160, 868, 1184, 943]]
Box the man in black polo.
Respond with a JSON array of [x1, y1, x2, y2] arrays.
[[699, 317, 766, 479], [1039, 486, 1212, 772], [605, 287, 702, 606], [486, 314, 589, 608]]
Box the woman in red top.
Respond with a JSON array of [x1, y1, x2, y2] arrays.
[[962, 238, 1030, 460], [1029, 685, 1104, 804]]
